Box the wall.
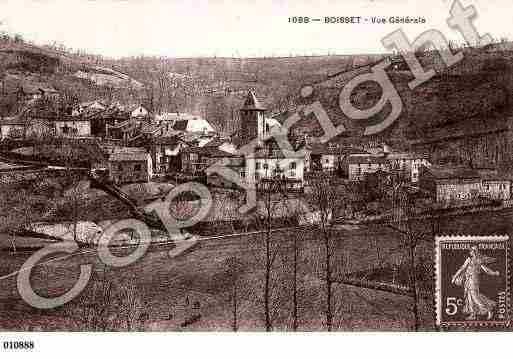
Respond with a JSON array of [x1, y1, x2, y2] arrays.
[[54, 120, 91, 137], [0, 124, 25, 139], [108, 159, 150, 184], [348, 162, 388, 181], [249, 157, 304, 183], [436, 180, 482, 203], [482, 180, 511, 200]]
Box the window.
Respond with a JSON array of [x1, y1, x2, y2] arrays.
[[290, 171, 296, 177], [290, 161, 296, 170], [240, 171, 246, 179], [134, 164, 142, 172], [325, 158, 329, 164], [263, 163, 268, 170], [256, 162, 261, 170], [118, 164, 123, 171]]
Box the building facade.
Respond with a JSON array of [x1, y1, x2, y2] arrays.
[[348, 149, 429, 182], [419, 165, 511, 204], [107, 149, 153, 184], [54, 118, 91, 137], [152, 136, 188, 174]]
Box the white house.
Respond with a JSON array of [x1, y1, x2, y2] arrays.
[[348, 146, 430, 182], [0, 117, 53, 139], [131, 105, 150, 119], [0, 117, 27, 139], [169, 113, 216, 133]]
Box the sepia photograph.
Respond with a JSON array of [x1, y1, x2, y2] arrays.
[[1, 0, 513, 356]]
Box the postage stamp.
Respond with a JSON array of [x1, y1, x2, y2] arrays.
[[435, 235, 510, 328]]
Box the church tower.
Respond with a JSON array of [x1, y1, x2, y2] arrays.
[[240, 90, 266, 143]]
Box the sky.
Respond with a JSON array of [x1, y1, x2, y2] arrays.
[[0, 0, 511, 58]]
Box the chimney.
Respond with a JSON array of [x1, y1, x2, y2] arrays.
[[383, 143, 391, 156], [303, 134, 309, 145]]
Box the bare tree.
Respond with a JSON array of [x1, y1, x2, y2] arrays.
[[283, 200, 311, 331], [117, 279, 145, 331], [0, 186, 37, 253], [224, 256, 245, 331], [307, 177, 349, 331], [69, 268, 117, 331], [60, 180, 89, 243], [67, 269, 145, 331], [253, 177, 289, 331], [389, 181, 425, 331]]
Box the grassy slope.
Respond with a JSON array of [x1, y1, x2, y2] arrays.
[[0, 40, 146, 105], [0, 226, 430, 331], [2, 204, 512, 331]]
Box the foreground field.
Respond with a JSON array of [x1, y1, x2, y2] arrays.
[[1, 208, 512, 331], [0, 225, 430, 331]]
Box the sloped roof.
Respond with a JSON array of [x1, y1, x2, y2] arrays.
[[140, 122, 164, 134], [0, 116, 27, 126], [308, 143, 369, 155], [81, 100, 107, 109], [265, 117, 281, 128], [424, 165, 481, 180], [172, 117, 215, 133], [241, 91, 266, 111], [246, 136, 306, 159], [82, 107, 130, 120], [387, 152, 429, 160], [109, 151, 149, 162], [182, 146, 234, 158], [16, 83, 58, 95], [131, 105, 151, 117], [106, 147, 149, 162], [153, 136, 184, 146], [173, 120, 188, 132], [202, 137, 230, 148], [347, 155, 389, 164]]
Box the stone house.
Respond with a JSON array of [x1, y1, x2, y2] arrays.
[[419, 165, 511, 204], [106, 148, 153, 184]]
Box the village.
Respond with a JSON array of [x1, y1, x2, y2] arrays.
[[2, 85, 512, 222], [2, 37, 513, 332]]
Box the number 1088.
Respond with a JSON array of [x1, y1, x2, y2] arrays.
[[288, 17, 310, 24]]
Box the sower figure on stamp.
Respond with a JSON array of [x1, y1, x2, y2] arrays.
[[451, 246, 500, 320]]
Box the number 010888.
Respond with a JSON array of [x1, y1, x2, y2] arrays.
[[3, 341, 35, 350]]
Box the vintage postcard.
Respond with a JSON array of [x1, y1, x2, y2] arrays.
[[435, 235, 510, 328], [1, 0, 513, 355]]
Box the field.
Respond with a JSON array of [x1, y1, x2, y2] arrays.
[[2, 206, 513, 332], [0, 224, 429, 332]]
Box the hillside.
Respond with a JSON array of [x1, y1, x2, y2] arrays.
[[0, 37, 147, 116], [3, 34, 513, 149], [108, 46, 513, 142], [276, 46, 513, 148]]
